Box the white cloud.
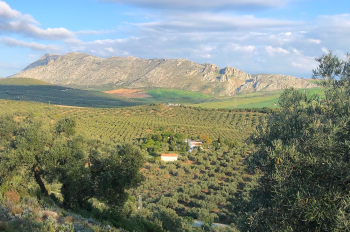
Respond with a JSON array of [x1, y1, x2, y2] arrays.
[[102, 0, 290, 9], [307, 39, 321, 44], [105, 47, 114, 52], [74, 29, 118, 36], [322, 47, 329, 53], [0, 37, 59, 51], [225, 43, 256, 55], [0, 1, 21, 19], [137, 13, 302, 33], [2, 1, 350, 79], [317, 14, 350, 30], [0, 1, 74, 40], [293, 48, 301, 55], [265, 46, 289, 55]]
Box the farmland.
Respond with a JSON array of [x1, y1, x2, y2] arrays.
[[103, 88, 212, 104], [0, 99, 263, 229], [0, 78, 322, 110], [190, 87, 323, 109], [131, 142, 257, 225], [0, 100, 264, 143]]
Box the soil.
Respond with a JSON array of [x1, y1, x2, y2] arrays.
[[104, 89, 152, 98]]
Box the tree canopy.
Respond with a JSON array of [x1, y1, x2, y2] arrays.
[[0, 116, 145, 210], [237, 52, 350, 231]]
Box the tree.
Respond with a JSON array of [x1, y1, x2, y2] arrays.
[[56, 143, 145, 209], [240, 52, 350, 231], [200, 134, 212, 145], [0, 116, 145, 210]]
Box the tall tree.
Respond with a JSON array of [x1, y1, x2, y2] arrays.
[[239, 52, 350, 231]]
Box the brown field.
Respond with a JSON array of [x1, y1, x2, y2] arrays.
[[104, 89, 151, 98]]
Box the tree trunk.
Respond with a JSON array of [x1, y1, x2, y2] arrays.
[[33, 165, 48, 195]]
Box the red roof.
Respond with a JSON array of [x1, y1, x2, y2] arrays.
[[190, 142, 202, 146], [161, 153, 178, 157]]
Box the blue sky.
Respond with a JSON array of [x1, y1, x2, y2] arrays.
[[0, 0, 349, 78]]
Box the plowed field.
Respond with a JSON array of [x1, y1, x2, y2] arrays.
[[104, 89, 151, 98]]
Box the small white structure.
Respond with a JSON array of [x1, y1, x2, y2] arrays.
[[185, 139, 203, 151], [161, 153, 178, 162]]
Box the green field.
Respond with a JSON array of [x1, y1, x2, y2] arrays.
[[190, 88, 324, 109], [135, 88, 211, 104], [0, 77, 52, 85], [0, 78, 325, 109]]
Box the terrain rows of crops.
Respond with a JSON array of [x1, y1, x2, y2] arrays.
[[0, 100, 264, 226], [130, 146, 257, 224], [0, 100, 264, 143]]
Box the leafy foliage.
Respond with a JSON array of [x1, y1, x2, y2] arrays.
[[0, 116, 145, 210], [236, 52, 350, 231]]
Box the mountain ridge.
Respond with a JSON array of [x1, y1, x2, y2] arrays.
[[11, 52, 316, 96]]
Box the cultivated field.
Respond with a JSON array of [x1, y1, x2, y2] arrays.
[[0, 100, 264, 143], [104, 89, 152, 98], [191, 87, 323, 109]]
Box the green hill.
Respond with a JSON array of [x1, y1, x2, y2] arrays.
[[190, 87, 323, 109], [0, 77, 52, 85]]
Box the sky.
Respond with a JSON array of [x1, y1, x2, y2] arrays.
[[0, 0, 349, 78]]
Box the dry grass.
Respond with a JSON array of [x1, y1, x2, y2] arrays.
[[10, 206, 23, 215], [4, 191, 20, 203], [64, 216, 73, 223]]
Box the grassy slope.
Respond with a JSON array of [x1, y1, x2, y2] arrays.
[[190, 87, 324, 109], [0, 77, 52, 85], [3, 78, 325, 109], [0, 78, 142, 108], [136, 88, 211, 104]]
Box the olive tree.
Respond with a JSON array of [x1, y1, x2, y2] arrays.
[[0, 116, 145, 210], [240, 52, 350, 231]]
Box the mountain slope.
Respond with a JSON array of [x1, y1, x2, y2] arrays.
[[0, 78, 141, 108], [0, 77, 52, 85], [11, 52, 315, 96]]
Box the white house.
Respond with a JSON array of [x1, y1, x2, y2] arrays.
[[185, 139, 203, 151], [161, 153, 178, 162]]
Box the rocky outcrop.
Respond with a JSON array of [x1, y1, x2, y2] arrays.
[[11, 52, 316, 96]]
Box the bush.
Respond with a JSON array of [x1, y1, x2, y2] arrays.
[[0, 222, 7, 231]]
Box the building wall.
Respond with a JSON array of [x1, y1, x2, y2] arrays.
[[161, 156, 178, 162]]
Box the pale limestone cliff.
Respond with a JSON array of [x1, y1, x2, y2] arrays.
[[11, 53, 316, 96]]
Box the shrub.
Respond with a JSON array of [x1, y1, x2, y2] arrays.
[[0, 222, 7, 231]]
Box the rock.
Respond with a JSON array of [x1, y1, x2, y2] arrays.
[[11, 52, 316, 96]]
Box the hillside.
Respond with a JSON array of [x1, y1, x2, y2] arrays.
[[0, 78, 141, 108], [0, 77, 51, 85], [11, 52, 315, 96], [0, 100, 262, 231]]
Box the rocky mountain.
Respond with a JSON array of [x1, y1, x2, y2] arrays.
[[11, 52, 316, 96]]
